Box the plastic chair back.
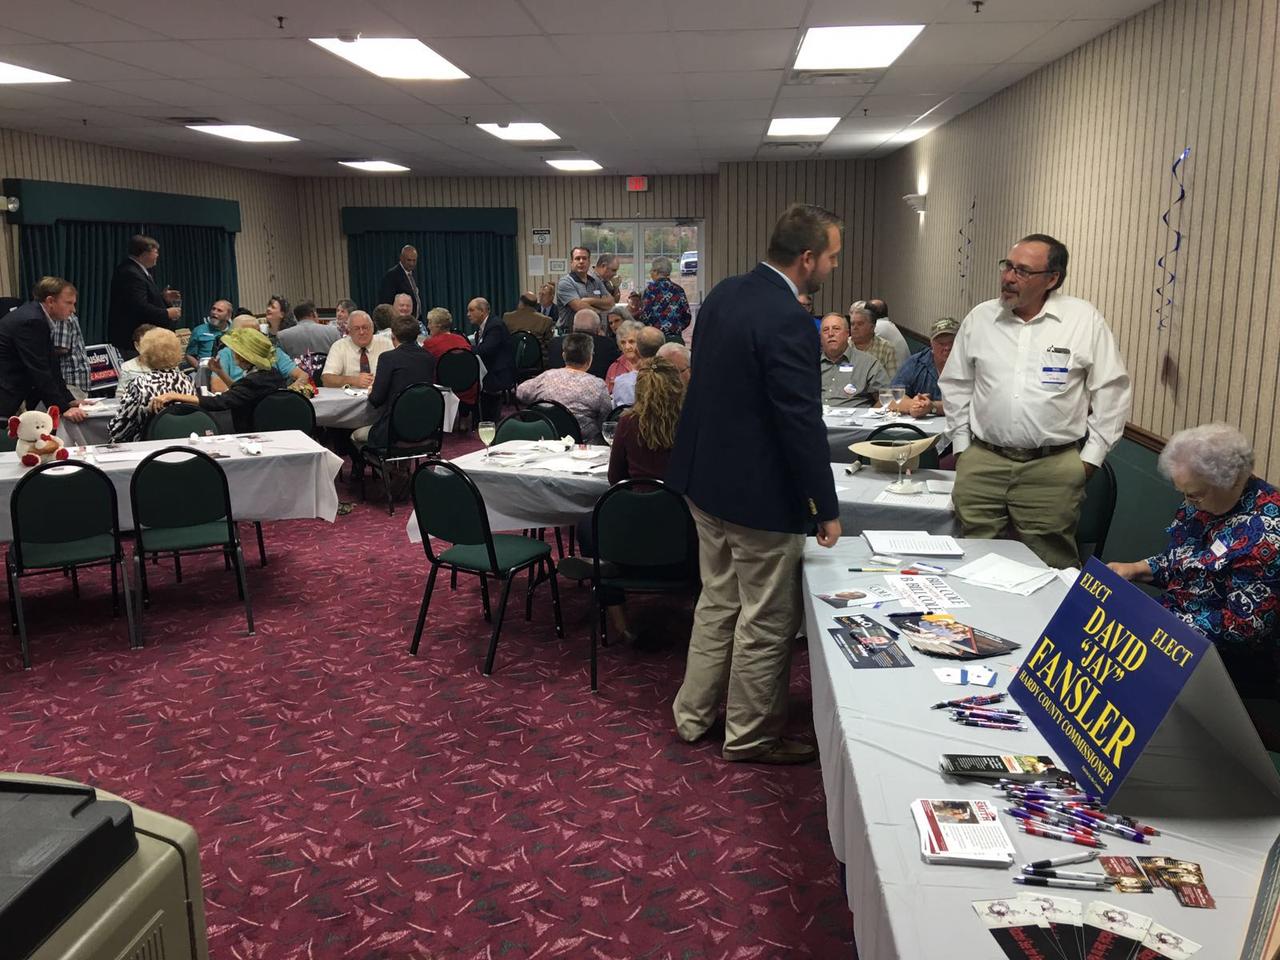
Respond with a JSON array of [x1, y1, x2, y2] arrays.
[[1076, 460, 1118, 561], [412, 460, 496, 567], [530, 399, 583, 443], [863, 422, 939, 469], [388, 383, 445, 448], [10, 460, 121, 571], [606, 405, 631, 423], [253, 390, 317, 434], [146, 403, 219, 441], [512, 332, 543, 378], [436, 348, 480, 394], [494, 411, 557, 445], [131, 447, 234, 534], [593, 480, 697, 574]]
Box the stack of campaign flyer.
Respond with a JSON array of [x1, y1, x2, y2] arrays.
[[911, 798, 1016, 866], [889, 612, 1021, 660], [827, 614, 913, 669], [972, 896, 1201, 959], [939, 753, 1066, 783]]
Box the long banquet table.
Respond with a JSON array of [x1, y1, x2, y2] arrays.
[[0, 430, 343, 540], [803, 535, 1279, 959], [825, 407, 948, 463]]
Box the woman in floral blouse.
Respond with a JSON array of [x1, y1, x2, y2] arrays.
[[1109, 423, 1280, 699], [108, 328, 193, 442], [640, 255, 691, 339]]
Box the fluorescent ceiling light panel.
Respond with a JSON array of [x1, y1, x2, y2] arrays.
[[339, 160, 410, 172], [546, 159, 601, 172], [187, 124, 298, 143], [310, 38, 468, 80], [477, 122, 559, 141], [794, 25, 925, 70], [0, 60, 70, 84], [767, 117, 839, 137]]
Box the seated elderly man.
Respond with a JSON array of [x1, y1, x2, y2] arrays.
[[819, 312, 888, 406], [322, 310, 390, 388], [516, 332, 613, 443], [548, 308, 620, 381], [1108, 423, 1280, 703], [889, 317, 959, 418], [656, 341, 690, 384], [611, 325, 666, 406], [848, 301, 899, 379]]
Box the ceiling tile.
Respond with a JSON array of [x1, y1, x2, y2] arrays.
[[404, 80, 511, 106], [1, 0, 167, 42], [76, 0, 270, 39], [349, 101, 461, 124], [486, 76, 582, 101], [771, 95, 863, 117], [872, 63, 989, 95], [185, 38, 353, 78], [223, 0, 406, 35], [375, 0, 542, 37], [856, 94, 949, 118], [685, 100, 774, 120], [895, 22, 1057, 66], [964, 61, 1043, 92], [804, 0, 952, 26], [682, 71, 784, 100], [1009, 19, 1119, 62], [1068, 0, 1156, 19], [778, 80, 877, 100], [94, 79, 239, 108], [197, 78, 320, 106], [662, 0, 808, 31], [70, 41, 236, 79], [0, 43, 166, 82], [674, 30, 797, 72], [548, 33, 678, 74], [291, 77, 430, 105], [428, 36, 571, 77], [526, 0, 668, 33]]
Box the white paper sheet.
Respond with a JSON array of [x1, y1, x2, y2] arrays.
[[872, 488, 953, 510], [925, 479, 954, 494], [863, 530, 964, 557]]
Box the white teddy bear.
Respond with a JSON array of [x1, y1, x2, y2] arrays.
[[8, 407, 69, 468]]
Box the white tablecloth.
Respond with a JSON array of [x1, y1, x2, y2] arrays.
[[804, 537, 1278, 959], [825, 409, 948, 463], [60, 386, 459, 445], [0, 430, 342, 540], [832, 465, 958, 535]]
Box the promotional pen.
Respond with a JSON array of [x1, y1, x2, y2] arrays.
[[847, 566, 898, 573], [1026, 851, 1099, 869], [1006, 809, 1100, 837], [1013, 876, 1109, 891], [952, 718, 1026, 731], [1022, 867, 1115, 883], [1019, 824, 1106, 848], [1078, 819, 1148, 844], [950, 709, 1024, 723], [932, 694, 1006, 709], [1069, 808, 1160, 836], [911, 561, 946, 573]]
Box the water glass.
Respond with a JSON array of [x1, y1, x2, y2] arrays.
[[478, 420, 496, 458], [602, 420, 617, 446]]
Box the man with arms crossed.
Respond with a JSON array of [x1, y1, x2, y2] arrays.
[[667, 204, 843, 765], [940, 234, 1131, 569]]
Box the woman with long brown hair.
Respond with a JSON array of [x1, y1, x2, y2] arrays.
[[607, 357, 685, 483]]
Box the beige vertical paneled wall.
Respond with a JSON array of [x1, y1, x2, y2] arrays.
[[713, 160, 878, 318], [0, 127, 302, 309], [293, 175, 714, 307], [873, 0, 1280, 477]]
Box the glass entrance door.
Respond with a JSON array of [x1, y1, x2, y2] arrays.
[[573, 220, 702, 308]]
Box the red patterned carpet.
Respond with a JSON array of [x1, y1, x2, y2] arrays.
[[0, 435, 855, 959]]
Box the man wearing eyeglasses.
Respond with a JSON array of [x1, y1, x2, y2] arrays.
[[939, 234, 1131, 569]]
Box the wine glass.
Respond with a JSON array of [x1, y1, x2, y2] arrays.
[[477, 420, 496, 458], [878, 389, 893, 414], [891, 386, 906, 416], [602, 420, 617, 446], [890, 444, 911, 491]]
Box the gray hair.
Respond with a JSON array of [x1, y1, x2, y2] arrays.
[[347, 309, 372, 327], [426, 307, 453, 331], [469, 297, 490, 314], [336, 298, 358, 313], [608, 304, 635, 323], [1158, 423, 1254, 490], [615, 319, 643, 344], [573, 308, 601, 333], [393, 292, 413, 307], [657, 341, 689, 364], [847, 302, 873, 323], [562, 332, 595, 365], [651, 256, 673, 278]]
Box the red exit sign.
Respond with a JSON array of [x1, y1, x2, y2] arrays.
[[626, 176, 649, 192]]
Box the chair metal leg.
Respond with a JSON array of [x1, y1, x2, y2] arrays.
[[525, 561, 537, 621], [5, 558, 17, 635], [554, 527, 565, 559], [109, 559, 119, 617], [138, 549, 151, 609], [409, 563, 439, 655], [132, 553, 145, 643], [450, 568, 457, 591], [232, 545, 254, 634], [598, 583, 610, 648], [12, 574, 30, 669], [548, 560, 563, 641], [482, 576, 515, 676], [173, 552, 183, 582], [70, 566, 80, 598], [568, 526, 576, 557], [119, 557, 139, 650], [230, 548, 244, 600], [254, 522, 268, 567], [479, 573, 491, 622], [589, 587, 599, 692]]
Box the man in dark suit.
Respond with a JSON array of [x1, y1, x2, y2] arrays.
[[377, 245, 421, 322], [667, 203, 844, 765], [546, 308, 619, 380], [355, 314, 437, 448], [0, 276, 89, 422], [107, 234, 181, 353], [470, 297, 514, 421]]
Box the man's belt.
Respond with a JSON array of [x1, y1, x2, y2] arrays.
[[973, 435, 1080, 463]]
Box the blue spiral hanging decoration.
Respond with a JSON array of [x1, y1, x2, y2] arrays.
[[1155, 147, 1191, 330]]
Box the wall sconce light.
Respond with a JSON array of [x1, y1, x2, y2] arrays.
[[902, 193, 926, 214], [3, 196, 19, 214]]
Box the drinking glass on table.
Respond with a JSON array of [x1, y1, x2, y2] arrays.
[[478, 420, 496, 458], [891, 386, 906, 414], [889, 443, 912, 491], [601, 420, 617, 446], [878, 389, 893, 414]]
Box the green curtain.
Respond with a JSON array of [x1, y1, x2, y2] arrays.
[[16, 220, 239, 345], [346, 230, 518, 337]]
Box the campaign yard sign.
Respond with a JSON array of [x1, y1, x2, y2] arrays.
[[1010, 557, 1210, 804]]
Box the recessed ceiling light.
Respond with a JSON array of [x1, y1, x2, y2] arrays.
[[794, 25, 925, 70], [546, 159, 601, 172], [309, 38, 468, 80], [767, 117, 840, 138], [0, 60, 70, 84], [477, 122, 559, 142], [187, 124, 299, 143], [339, 160, 410, 172]]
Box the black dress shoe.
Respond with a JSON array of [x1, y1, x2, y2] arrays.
[[729, 739, 817, 765]]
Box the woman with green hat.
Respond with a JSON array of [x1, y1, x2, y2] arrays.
[[150, 327, 285, 433]]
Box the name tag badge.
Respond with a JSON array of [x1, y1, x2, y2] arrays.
[[842, 382, 856, 396], [1040, 347, 1070, 387], [839, 364, 854, 373], [1210, 539, 1228, 557]]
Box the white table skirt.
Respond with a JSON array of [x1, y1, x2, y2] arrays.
[[0, 430, 342, 540], [803, 537, 1278, 959], [825, 409, 948, 463]]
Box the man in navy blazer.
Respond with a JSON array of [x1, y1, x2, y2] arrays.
[[470, 297, 514, 421], [667, 203, 844, 765], [107, 234, 181, 353], [377, 245, 421, 320], [0, 277, 89, 422]]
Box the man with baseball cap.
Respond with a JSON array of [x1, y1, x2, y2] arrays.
[[889, 316, 959, 418]]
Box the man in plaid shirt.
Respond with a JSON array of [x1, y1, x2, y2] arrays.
[[640, 255, 692, 339], [49, 311, 92, 398]]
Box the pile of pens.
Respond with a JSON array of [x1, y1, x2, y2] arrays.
[[1012, 851, 1114, 891], [931, 692, 1026, 731], [996, 778, 1159, 851]]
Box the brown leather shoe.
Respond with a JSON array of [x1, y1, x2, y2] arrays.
[[730, 739, 817, 765]]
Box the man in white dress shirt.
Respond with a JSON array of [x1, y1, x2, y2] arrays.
[[940, 234, 1132, 569], [321, 311, 390, 388]]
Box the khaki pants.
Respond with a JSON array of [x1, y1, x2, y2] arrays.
[[952, 442, 1087, 569], [351, 425, 371, 445], [672, 501, 805, 759]]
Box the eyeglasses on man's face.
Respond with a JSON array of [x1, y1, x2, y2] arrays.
[[997, 259, 1055, 281]]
